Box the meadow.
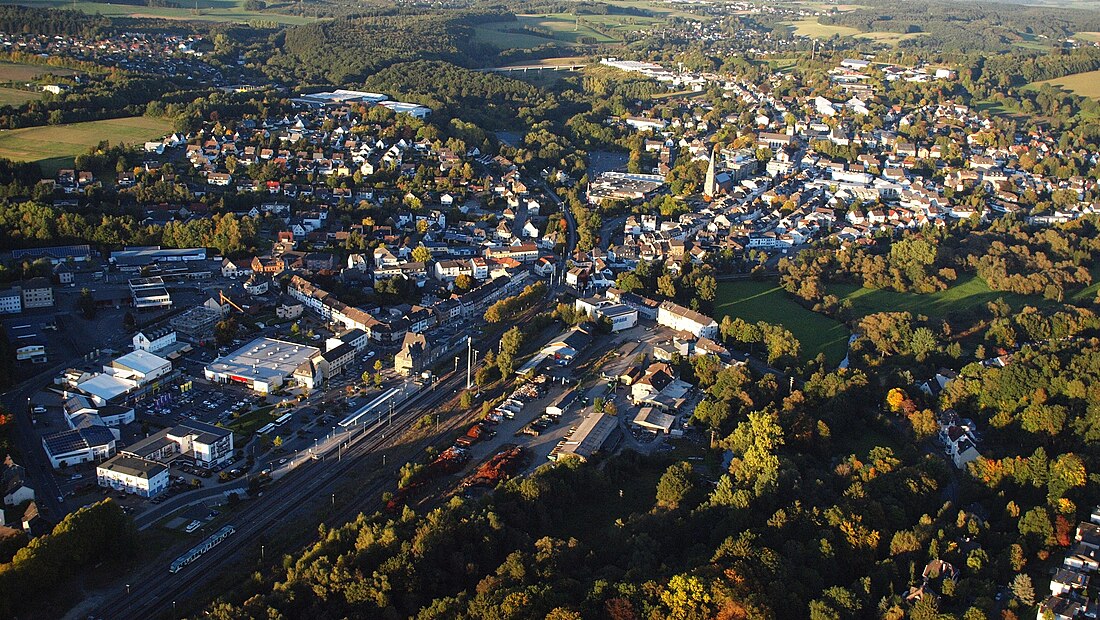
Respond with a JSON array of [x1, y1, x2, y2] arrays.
[[7, 0, 316, 25], [1030, 69, 1100, 99], [0, 116, 173, 174], [0, 87, 42, 107], [0, 62, 81, 82], [714, 280, 851, 364], [783, 19, 925, 45]]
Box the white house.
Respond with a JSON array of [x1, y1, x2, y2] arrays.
[[2, 457, 34, 506], [132, 328, 177, 354]]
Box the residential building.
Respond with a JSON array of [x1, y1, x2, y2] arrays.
[[97, 454, 169, 497], [656, 301, 718, 339], [0, 287, 21, 314], [2, 456, 34, 506], [321, 342, 356, 377], [132, 327, 177, 353], [394, 332, 435, 376], [166, 420, 234, 466], [20, 277, 53, 309]]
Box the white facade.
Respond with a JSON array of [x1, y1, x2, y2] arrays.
[[132, 330, 177, 353], [656, 301, 718, 339], [107, 350, 172, 385], [0, 289, 21, 314], [97, 455, 169, 497]]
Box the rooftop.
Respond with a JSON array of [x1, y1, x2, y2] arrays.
[[205, 337, 320, 384], [97, 454, 166, 480]]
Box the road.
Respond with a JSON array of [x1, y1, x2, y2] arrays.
[[540, 180, 576, 257], [95, 366, 475, 620]]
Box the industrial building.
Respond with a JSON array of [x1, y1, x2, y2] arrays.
[[111, 247, 207, 269], [586, 171, 666, 205], [551, 411, 619, 462], [129, 276, 172, 310], [204, 337, 322, 393], [574, 297, 639, 332], [41, 426, 118, 469]]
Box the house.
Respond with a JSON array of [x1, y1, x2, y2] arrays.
[[221, 258, 252, 278], [394, 332, 435, 376], [97, 454, 169, 498], [132, 328, 177, 354], [277, 303, 304, 320], [1038, 596, 1082, 620], [1049, 568, 1089, 597], [2, 456, 34, 506], [0, 287, 21, 314]]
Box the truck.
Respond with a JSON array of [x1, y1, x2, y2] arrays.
[[455, 423, 495, 447]]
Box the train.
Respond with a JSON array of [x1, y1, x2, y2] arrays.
[[169, 525, 235, 574]]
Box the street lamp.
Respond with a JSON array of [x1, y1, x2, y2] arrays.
[[261, 544, 265, 560], [125, 583, 130, 595]]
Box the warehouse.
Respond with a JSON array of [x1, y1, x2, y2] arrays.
[[551, 411, 620, 462], [204, 337, 322, 394], [129, 276, 172, 310]]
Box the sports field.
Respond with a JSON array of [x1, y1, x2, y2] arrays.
[[1030, 69, 1100, 99], [714, 281, 851, 364], [0, 116, 173, 174], [7, 0, 315, 24]]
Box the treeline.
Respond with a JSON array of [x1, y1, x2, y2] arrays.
[[818, 0, 1100, 51], [0, 6, 109, 38], [477, 0, 652, 17], [363, 60, 550, 130], [265, 12, 505, 84], [483, 281, 547, 323], [780, 219, 1100, 303], [0, 500, 136, 618], [0, 200, 262, 255]]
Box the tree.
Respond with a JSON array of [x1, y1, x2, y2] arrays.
[[123, 311, 136, 331], [656, 461, 695, 509], [460, 391, 473, 409], [214, 318, 238, 346], [657, 274, 677, 299], [500, 326, 524, 357], [1010, 573, 1035, 606], [76, 287, 96, 319], [374, 360, 384, 372], [454, 274, 474, 292], [724, 411, 784, 497], [362, 371, 372, 385], [411, 245, 432, 263], [273, 435, 283, 448]]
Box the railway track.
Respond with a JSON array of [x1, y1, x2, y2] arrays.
[[98, 368, 472, 620]]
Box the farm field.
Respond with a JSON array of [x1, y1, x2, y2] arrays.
[[0, 62, 80, 82], [0, 87, 42, 107], [0, 116, 172, 174], [475, 11, 664, 48], [1029, 69, 1100, 99], [783, 19, 924, 44], [714, 280, 851, 365], [1074, 32, 1100, 43], [7, 0, 316, 24]]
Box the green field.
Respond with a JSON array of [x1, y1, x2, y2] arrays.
[[227, 405, 278, 436], [0, 87, 42, 107], [8, 0, 316, 24], [1030, 69, 1100, 99], [1074, 32, 1100, 43], [475, 11, 665, 49], [715, 281, 851, 364], [826, 273, 1056, 320], [0, 116, 173, 174]]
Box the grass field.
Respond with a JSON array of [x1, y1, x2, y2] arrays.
[[0, 61, 80, 82], [827, 273, 1055, 320], [1030, 69, 1100, 99], [227, 405, 278, 437], [475, 11, 665, 49], [715, 281, 851, 364], [783, 19, 924, 45], [0, 116, 172, 174], [1074, 32, 1100, 43], [0, 87, 41, 107], [9, 0, 316, 24]]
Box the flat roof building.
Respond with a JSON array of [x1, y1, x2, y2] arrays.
[[107, 349, 172, 385], [129, 276, 172, 310], [42, 426, 118, 469], [204, 337, 321, 394], [554, 411, 619, 462]]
